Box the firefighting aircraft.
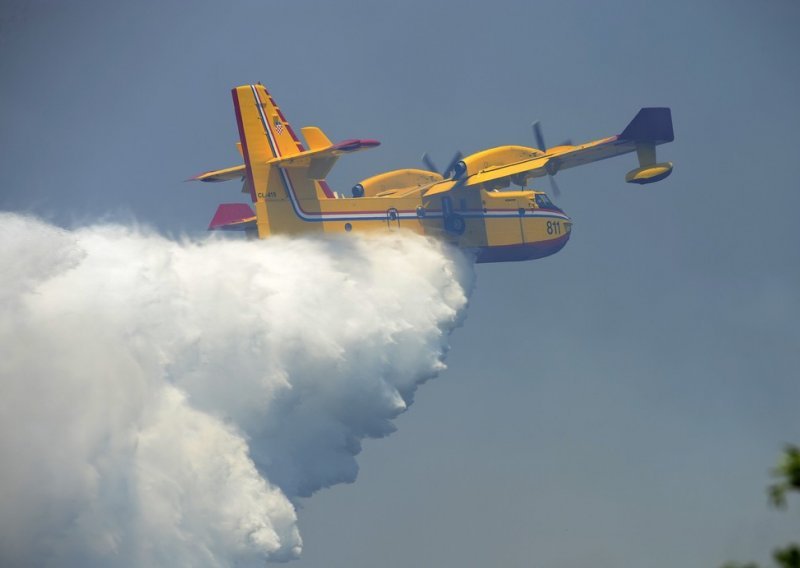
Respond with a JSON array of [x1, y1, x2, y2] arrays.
[[190, 83, 674, 263]]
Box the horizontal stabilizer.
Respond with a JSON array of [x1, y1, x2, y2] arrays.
[[208, 203, 257, 231], [189, 165, 247, 183], [190, 139, 380, 185], [269, 138, 380, 168]]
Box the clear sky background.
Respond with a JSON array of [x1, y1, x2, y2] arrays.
[[1, 1, 799, 567]]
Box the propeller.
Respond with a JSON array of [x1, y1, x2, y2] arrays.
[[443, 151, 463, 179], [531, 121, 564, 197], [532, 121, 547, 154], [421, 153, 439, 175], [422, 151, 463, 180], [546, 169, 562, 198], [532, 123, 573, 150]]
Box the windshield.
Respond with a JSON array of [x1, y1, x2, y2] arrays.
[[535, 194, 559, 210]]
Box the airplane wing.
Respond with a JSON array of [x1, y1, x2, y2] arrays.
[[463, 108, 674, 188], [422, 179, 460, 197]]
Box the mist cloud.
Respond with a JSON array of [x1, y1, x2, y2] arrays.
[[0, 213, 473, 566]]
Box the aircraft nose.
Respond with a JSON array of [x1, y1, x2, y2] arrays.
[[558, 214, 573, 241]]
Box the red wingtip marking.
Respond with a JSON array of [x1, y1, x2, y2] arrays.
[[332, 139, 381, 151]]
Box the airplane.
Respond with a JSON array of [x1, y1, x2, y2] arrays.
[[190, 83, 674, 263]]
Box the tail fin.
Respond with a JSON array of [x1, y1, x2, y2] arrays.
[[232, 84, 307, 159], [232, 84, 334, 206], [232, 84, 294, 202]]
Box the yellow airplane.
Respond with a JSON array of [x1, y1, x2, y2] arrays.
[[191, 83, 674, 263]]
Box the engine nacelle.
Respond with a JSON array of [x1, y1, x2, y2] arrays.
[[353, 169, 443, 197], [456, 145, 543, 179]]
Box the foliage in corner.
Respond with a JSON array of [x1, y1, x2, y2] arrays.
[[769, 445, 800, 510], [720, 444, 800, 568]]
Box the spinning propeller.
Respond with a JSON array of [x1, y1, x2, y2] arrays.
[[531, 121, 573, 198], [422, 151, 464, 180]]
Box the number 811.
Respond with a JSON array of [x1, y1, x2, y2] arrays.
[[546, 221, 562, 235]]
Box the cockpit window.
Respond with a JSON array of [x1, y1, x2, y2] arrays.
[[535, 194, 554, 209]]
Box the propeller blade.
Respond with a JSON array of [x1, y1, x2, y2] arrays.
[[548, 174, 561, 198], [443, 151, 463, 179], [532, 121, 547, 152], [421, 153, 439, 174], [533, 121, 569, 196]]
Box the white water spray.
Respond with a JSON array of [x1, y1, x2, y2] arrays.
[[0, 213, 473, 566]]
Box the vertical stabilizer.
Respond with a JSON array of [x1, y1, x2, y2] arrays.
[[232, 84, 315, 201], [231, 84, 333, 237]]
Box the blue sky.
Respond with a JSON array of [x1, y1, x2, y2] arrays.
[[1, 1, 799, 566]]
